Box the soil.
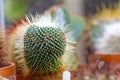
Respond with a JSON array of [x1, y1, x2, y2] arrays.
[[0, 63, 11, 68]]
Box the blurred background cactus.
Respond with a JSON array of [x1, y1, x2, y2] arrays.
[[95, 22, 120, 53], [87, 3, 120, 54], [0, 30, 5, 67]]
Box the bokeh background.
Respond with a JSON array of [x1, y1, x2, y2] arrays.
[[1, 0, 120, 79], [1, 0, 120, 25]]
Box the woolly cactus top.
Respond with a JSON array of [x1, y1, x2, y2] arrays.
[[88, 6, 120, 26], [95, 21, 120, 54], [88, 5, 120, 54]]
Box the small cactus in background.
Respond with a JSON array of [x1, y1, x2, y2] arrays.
[[7, 14, 75, 80], [94, 21, 120, 53], [68, 17, 85, 65], [88, 4, 120, 54], [0, 29, 6, 67]]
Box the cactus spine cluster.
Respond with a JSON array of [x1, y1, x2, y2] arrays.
[[7, 14, 74, 80]]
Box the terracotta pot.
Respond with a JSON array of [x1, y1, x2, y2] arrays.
[[88, 54, 97, 63], [0, 62, 16, 80], [96, 54, 120, 63]]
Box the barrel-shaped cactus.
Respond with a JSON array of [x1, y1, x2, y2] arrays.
[[94, 21, 120, 54], [7, 14, 75, 80], [24, 25, 66, 73], [88, 4, 120, 54]]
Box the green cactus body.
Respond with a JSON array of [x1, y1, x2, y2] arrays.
[[8, 14, 75, 80], [24, 25, 66, 73]]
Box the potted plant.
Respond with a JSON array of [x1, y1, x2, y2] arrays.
[[7, 12, 75, 80], [86, 6, 120, 79], [92, 16, 120, 63], [0, 29, 16, 80]]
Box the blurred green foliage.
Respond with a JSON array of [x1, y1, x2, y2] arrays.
[[53, 8, 84, 41], [91, 21, 104, 44], [70, 17, 84, 41], [4, 0, 27, 21], [3, 0, 63, 25]]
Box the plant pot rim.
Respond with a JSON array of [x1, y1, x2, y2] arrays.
[[0, 62, 16, 78], [95, 54, 120, 62], [95, 53, 120, 55], [0, 62, 15, 70]]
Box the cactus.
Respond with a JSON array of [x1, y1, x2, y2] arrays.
[[7, 24, 30, 75], [94, 21, 120, 54], [7, 14, 75, 80], [70, 17, 84, 41], [67, 17, 85, 66], [88, 4, 120, 54], [0, 30, 5, 67], [24, 25, 66, 73]]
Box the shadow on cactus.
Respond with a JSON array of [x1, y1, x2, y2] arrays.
[[7, 14, 75, 80]]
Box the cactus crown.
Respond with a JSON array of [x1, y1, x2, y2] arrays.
[[94, 21, 120, 54], [88, 4, 120, 54]]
